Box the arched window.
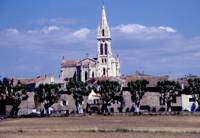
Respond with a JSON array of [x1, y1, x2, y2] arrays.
[[105, 58, 107, 63], [105, 43, 108, 55], [85, 71, 88, 81], [103, 68, 106, 76], [100, 43, 103, 55], [102, 58, 104, 63], [92, 72, 95, 78], [102, 29, 105, 36]]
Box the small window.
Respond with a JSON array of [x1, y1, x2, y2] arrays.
[[63, 100, 66, 106], [189, 98, 195, 102], [105, 58, 107, 63], [102, 59, 104, 63]]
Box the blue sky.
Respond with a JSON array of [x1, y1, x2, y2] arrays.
[[0, 0, 200, 78]]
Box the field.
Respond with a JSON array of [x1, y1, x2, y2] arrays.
[[0, 115, 200, 138]]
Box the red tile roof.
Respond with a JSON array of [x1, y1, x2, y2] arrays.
[[124, 75, 169, 87], [61, 60, 77, 68]]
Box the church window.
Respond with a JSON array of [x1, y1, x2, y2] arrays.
[[85, 71, 88, 81], [105, 43, 108, 55], [92, 72, 95, 78], [103, 68, 106, 76], [102, 29, 105, 36], [100, 43, 104, 55], [105, 58, 107, 63], [102, 58, 104, 63]]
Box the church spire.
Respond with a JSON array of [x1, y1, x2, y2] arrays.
[[97, 4, 111, 39]]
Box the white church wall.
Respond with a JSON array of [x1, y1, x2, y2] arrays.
[[61, 67, 76, 80]]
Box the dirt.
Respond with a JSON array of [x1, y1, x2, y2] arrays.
[[0, 115, 200, 138]]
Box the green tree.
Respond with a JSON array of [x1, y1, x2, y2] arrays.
[[66, 79, 90, 113], [34, 83, 61, 115], [95, 80, 121, 114], [156, 80, 181, 112], [0, 78, 28, 116], [127, 80, 149, 113], [184, 78, 200, 111]]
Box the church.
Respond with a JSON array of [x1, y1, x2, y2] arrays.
[[60, 5, 121, 82]]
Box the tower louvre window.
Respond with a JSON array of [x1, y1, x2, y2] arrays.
[[105, 43, 108, 55], [103, 68, 106, 76], [100, 43, 104, 55], [102, 29, 105, 36]]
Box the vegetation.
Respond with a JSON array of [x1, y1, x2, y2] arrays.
[[95, 80, 121, 113], [0, 78, 28, 116], [156, 80, 181, 112], [184, 78, 200, 111], [66, 78, 91, 113], [34, 83, 61, 115], [127, 80, 149, 112]]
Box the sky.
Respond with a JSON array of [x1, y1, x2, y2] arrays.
[[0, 0, 200, 78]]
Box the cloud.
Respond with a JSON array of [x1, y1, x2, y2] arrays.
[[36, 18, 78, 25], [113, 24, 176, 34], [72, 28, 91, 39], [0, 23, 200, 77], [158, 26, 176, 33], [6, 28, 19, 34], [112, 24, 177, 40]]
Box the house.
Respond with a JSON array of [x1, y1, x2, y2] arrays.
[[122, 73, 182, 112], [181, 94, 198, 112]]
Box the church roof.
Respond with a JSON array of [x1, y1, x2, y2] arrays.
[[97, 5, 111, 39], [79, 57, 97, 63], [61, 60, 77, 68]]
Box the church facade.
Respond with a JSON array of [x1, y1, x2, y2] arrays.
[[60, 5, 120, 82]]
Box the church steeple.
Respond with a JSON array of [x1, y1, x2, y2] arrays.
[[97, 5, 111, 39]]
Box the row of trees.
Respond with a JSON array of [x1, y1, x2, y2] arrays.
[[34, 79, 122, 115], [1, 77, 200, 116], [31, 77, 200, 114], [128, 78, 200, 112]]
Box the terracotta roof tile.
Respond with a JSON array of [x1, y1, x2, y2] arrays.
[[61, 60, 77, 68], [124, 75, 169, 87]]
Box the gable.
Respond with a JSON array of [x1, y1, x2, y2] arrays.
[[79, 58, 97, 66]]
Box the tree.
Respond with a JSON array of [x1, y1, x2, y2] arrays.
[[127, 80, 149, 113], [34, 83, 61, 115], [0, 78, 28, 116], [66, 79, 90, 113], [156, 80, 181, 112], [184, 78, 200, 111], [95, 80, 121, 114]]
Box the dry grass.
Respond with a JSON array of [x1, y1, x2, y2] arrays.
[[0, 116, 200, 138]]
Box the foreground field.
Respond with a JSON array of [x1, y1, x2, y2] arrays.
[[0, 115, 200, 138]]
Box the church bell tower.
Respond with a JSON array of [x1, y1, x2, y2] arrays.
[[96, 5, 117, 77]]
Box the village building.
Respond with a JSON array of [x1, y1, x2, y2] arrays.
[[122, 73, 182, 112], [60, 5, 120, 82]]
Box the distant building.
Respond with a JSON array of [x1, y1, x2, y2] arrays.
[[61, 5, 120, 82]]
